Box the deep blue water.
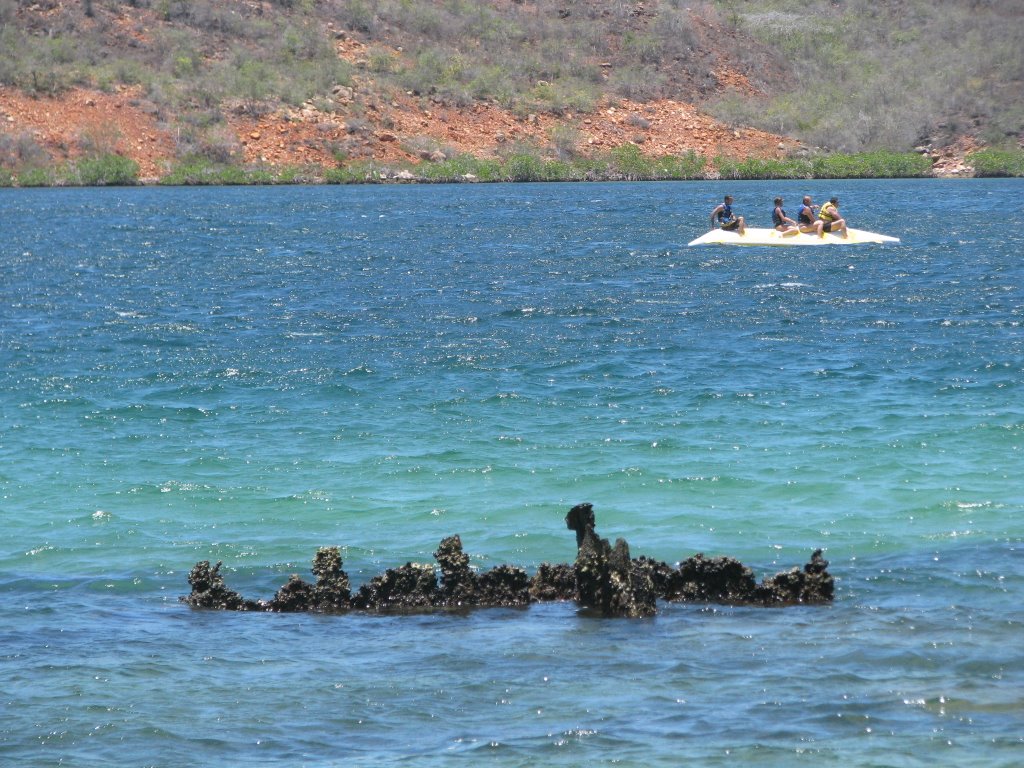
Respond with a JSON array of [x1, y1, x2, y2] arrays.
[[1, 179, 1022, 767]]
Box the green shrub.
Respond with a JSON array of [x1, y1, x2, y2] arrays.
[[968, 148, 1024, 177], [338, 0, 377, 34], [527, 78, 598, 115], [810, 151, 931, 178], [571, 155, 607, 180], [498, 152, 544, 182], [607, 143, 653, 180], [621, 32, 662, 65], [68, 154, 140, 186], [174, 123, 242, 165], [398, 47, 473, 103], [537, 158, 581, 182], [232, 58, 275, 111], [323, 161, 389, 184], [609, 66, 666, 101], [15, 167, 56, 187], [367, 46, 398, 74], [418, 154, 502, 182], [78, 123, 123, 157], [713, 151, 930, 180], [160, 159, 246, 185], [240, 167, 278, 184], [662, 151, 708, 180], [715, 156, 809, 180], [549, 124, 582, 160]]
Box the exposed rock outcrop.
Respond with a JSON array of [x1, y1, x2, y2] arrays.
[[528, 561, 577, 602], [183, 504, 834, 617], [574, 528, 657, 618], [182, 559, 261, 611], [350, 562, 438, 612]]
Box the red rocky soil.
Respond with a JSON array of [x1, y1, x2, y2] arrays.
[[0, 22, 971, 180], [223, 32, 799, 171], [0, 81, 797, 181], [1, 85, 176, 180], [0, 17, 803, 183]]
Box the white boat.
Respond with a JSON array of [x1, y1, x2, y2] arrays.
[[687, 227, 900, 247]]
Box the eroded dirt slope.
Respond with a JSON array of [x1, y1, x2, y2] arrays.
[[0, 0, 803, 182], [0, 4, 969, 180], [1, 78, 795, 181]]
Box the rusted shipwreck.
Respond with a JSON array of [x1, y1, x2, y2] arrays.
[[182, 503, 834, 618]]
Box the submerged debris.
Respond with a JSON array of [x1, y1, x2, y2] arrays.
[[182, 504, 834, 618]]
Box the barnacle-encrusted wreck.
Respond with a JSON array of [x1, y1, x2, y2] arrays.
[[182, 503, 833, 618]]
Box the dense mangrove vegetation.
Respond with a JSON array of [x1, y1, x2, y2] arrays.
[[3, 146, 1022, 187]]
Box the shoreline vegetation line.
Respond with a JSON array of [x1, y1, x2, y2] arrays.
[[2, 147, 1023, 188]]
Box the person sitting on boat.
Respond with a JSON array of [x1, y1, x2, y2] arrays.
[[710, 195, 745, 235], [818, 196, 848, 238], [772, 197, 800, 236], [798, 196, 824, 237]]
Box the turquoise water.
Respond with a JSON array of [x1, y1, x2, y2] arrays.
[[1, 179, 1022, 767]]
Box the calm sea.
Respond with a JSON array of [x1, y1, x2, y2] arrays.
[[1, 179, 1021, 767]]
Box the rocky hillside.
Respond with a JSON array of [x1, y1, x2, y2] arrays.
[[0, 0, 1019, 180]]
